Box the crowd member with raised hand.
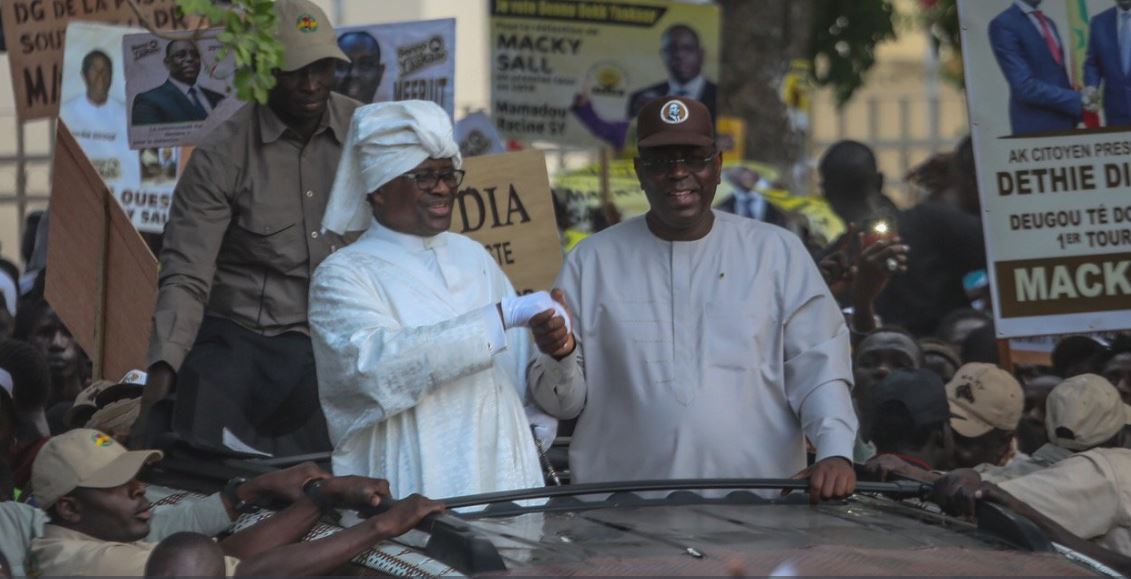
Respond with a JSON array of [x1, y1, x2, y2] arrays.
[[529, 97, 857, 501], [819, 140, 986, 337], [309, 100, 555, 499]]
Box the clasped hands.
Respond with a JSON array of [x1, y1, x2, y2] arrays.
[[499, 289, 576, 359], [1082, 86, 1101, 113]]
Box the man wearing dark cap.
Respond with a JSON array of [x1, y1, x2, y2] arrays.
[[528, 97, 858, 501], [135, 0, 363, 456], [864, 369, 954, 474]]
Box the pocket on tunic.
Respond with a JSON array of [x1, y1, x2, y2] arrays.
[[704, 302, 759, 371]]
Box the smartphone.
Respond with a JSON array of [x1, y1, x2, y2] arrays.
[[861, 218, 895, 248]]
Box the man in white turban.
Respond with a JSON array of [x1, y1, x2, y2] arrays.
[[310, 101, 564, 499]]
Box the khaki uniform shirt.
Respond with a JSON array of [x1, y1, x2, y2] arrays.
[[147, 93, 361, 370], [1000, 448, 1131, 556], [0, 492, 230, 576], [976, 443, 1073, 484], [30, 525, 240, 576]]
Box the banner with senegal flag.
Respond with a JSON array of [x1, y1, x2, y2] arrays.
[[957, 0, 1131, 339], [1065, 0, 1100, 128]]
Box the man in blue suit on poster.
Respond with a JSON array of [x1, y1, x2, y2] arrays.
[[1084, 0, 1131, 127], [989, 0, 1083, 135], [132, 39, 225, 126]]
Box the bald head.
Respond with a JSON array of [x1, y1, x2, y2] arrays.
[[144, 532, 225, 577]]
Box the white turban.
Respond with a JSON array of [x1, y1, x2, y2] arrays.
[[322, 100, 462, 235]]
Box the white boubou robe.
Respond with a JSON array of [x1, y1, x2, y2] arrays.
[[529, 211, 858, 485], [310, 220, 545, 499]]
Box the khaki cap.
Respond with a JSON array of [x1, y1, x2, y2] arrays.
[[32, 429, 162, 508], [946, 363, 1023, 438], [274, 0, 349, 72], [1046, 374, 1131, 451]]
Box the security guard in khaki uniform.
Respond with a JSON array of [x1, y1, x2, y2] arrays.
[[135, 0, 363, 456]]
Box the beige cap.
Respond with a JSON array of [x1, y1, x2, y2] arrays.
[[946, 363, 1023, 438], [274, 0, 349, 72], [1046, 374, 1131, 451], [32, 429, 162, 508]]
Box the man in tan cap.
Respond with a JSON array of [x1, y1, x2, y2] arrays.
[[29, 429, 442, 575], [932, 374, 1131, 560], [528, 96, 858, 501], [946, 362, 1023, 469], [135, 0, 364, 457]]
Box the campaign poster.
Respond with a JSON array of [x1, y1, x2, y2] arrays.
[[60, 22, 180, 234], [124, 29, 241, 149], [334, 19, 456, 117], [490, 0, 719, 147], [959, 0, 1131, 337], [552, 159, 844, 246], [0, 0, 189, 121]]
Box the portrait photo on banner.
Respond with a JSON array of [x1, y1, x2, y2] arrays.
[[333, 18, 456, 117], [123, 29, 241, 149], [61, 22, 179, 234]]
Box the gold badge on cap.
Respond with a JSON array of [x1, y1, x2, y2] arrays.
[[92, 433, 114, 447], [297, 14, 319, 33], [660, 99, 690, 124]]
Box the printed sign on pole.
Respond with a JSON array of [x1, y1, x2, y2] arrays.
[[958, 0, 1131, 337]]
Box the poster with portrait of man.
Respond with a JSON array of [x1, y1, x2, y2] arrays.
[[60, 22, 180, 234], [958, 0, 1131, 337], [123, 29, 241, 149], [490, 0, 719, 148], [333, 19, 456, 117]]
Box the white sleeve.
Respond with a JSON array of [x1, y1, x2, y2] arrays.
[[146, 493, 232, 541], [779, 232, 857, 462], [528, 348, 587, 419], [310, 262, 500, 429], [526, 251, 588, 419], [798, 380, 858, 463]]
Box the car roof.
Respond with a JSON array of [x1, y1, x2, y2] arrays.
[[458, 495, 1098, 576]]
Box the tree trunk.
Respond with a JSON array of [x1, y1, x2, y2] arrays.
[[717, 0, 814, 187]]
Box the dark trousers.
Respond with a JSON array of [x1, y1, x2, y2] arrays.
[[153, 316, 331, 457]]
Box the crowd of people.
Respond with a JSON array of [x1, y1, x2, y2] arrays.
[[0, 0, 1129, 575]]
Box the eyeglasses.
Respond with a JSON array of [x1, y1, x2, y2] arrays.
[[638, 152, 717, 175], [399, 169, 466, 190]]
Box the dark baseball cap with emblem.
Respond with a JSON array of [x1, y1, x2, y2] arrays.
[[636, 96, 715, 149]]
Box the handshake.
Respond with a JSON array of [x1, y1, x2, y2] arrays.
[[1082, 86, 1101, 114], [498, 290, 576, 359]]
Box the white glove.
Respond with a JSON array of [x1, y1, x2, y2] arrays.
[[500, 291, 571, 332]]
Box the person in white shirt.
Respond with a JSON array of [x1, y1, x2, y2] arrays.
[[528, 96, 858, 501], [310, 100, 563, 499]]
